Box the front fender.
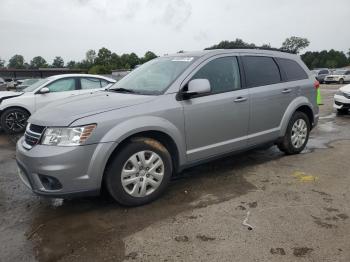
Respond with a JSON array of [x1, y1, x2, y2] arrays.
[[279, 96, 316, 137], [99, 115, 187, 166]]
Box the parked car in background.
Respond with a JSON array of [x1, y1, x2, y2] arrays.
[[16, 49, 319, 206], [334, 83, 350, 114], [324, 69, 350, 84], [16, 78, 40, 91], [0, 78, 6, 91], [5, 79, 16, 90], [0, 74, 116, 134], [312, 68, 330, 83]]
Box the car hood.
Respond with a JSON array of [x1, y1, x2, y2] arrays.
[[0, 91, 23, 100], [339, 84, 350, 93], [29, 91, 156, 126]]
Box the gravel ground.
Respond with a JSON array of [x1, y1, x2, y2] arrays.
[[0, 84, 349, 262]]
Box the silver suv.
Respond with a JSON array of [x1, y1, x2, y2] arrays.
[[16, 49, 319, 206]]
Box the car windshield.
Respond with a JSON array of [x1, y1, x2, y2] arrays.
[[333, 70, 346, 75], [22, 79, 39, 85], [22, 79, 49, 92], [108, 56, 197, 95]]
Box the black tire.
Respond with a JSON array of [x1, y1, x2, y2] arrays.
[[339, 79, 344, 85], [105, 137, 173, 206], [0, 108, 30, 134], [277, 111, 310, 155]]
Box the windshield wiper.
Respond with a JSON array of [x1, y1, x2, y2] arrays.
[[108, 88, 136, 94]]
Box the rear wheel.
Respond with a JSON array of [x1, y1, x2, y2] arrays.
[[277, 111, 310, 155], [0, 108, 29, 134], [105, 137, 173, 206], [339, 78, 344, 84]]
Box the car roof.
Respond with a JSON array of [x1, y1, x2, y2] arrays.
[[167, 49, 299, 59], [46, 74, 116, 82]]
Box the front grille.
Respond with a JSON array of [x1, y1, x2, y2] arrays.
[[23, 124, 46, 149], [29, 124, 45, 133]]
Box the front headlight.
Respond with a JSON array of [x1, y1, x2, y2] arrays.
[[41, 124, 96, 146]]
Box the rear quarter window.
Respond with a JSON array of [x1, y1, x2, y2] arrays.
[[242, 56, 281, 88], [277, 58, 308, 81]]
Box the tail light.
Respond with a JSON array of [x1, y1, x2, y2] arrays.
[[314, 80, 320, 89]]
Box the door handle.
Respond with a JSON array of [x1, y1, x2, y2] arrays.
[[282, 88, 292, 94], [234, 96, 247, 102]]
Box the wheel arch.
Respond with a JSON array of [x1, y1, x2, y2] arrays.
[[279, 97, 316, 137], [100, 129, 181, 190], [0, 106, 31, 117]]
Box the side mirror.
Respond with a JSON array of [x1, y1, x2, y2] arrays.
[[182, 79, 211, 99], [39, 87, 50, 94]]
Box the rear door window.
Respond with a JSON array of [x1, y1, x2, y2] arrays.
[[277, 58, 308, 81], [242, 56, 281, 87], [80, 77, 103, 89]]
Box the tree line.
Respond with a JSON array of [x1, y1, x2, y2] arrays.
[[205, 37, 350, 69], [1, 37, 349, 73], [0, 49, 158, 74]]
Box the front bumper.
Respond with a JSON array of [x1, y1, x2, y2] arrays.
[[16, 137, 117, 198], [334, 95, 350, 109]]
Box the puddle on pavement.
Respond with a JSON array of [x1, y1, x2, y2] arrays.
[[307, 113, 350, 151]]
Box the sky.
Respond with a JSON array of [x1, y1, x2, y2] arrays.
[[0, 0, 349, 64]]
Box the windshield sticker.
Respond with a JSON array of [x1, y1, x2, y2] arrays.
[[171, 57, 194, 62]]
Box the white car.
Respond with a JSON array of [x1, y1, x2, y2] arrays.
[[0, 74, 116, 134], [324, 69, 350, 84], [334, 83, 350, 114]]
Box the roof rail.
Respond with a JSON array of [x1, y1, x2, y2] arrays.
[[205, 46, 294, 54]]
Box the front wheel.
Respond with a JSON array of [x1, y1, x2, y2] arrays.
[[0, 108, 29, 134], [105, 137, 173, 206], [277, 111, 310, 155], [339, 79, 344, 84]]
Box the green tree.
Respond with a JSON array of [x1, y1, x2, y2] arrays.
[[143, 51, 157, 63], [95, 47, 112, 66], [66, 60, 77, 69], [52, 56, 64, 68], [85, 49, 96, 65], [8, 54, 25, 69], [281, 36, 310, 54], [301, 49, 348, 69], [128, 53, 140, 68], [110, 53, 121, 69], [205, 38, 256, 50], [88, 65, 111, 74], [30, 56, 48, 68]]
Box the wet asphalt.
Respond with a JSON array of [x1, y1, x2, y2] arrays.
[[0, 84, 349, 262]]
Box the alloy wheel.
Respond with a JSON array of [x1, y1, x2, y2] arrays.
[[5, 111, 28, 133], [291, 119, 308, 149], [121, 150, 164, 197]]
